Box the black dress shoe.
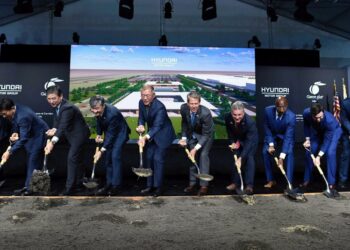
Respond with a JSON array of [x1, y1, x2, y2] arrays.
[[59, 188, 74, 196], [14, 187, 27, 196], [153, 188, 163, 197], [108, 186, 119, 196], [141, 187, 153, 195], [23, 190, 33, 196], [96, 186, 111, 196]]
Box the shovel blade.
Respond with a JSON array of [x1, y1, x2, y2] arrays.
[[323, 189, 340, 199], [195, 174, 214, 182], [83, 180, 99, 189], [132, 167, 153, 177]]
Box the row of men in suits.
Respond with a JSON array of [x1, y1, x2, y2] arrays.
[[1, 85, 349, 196]]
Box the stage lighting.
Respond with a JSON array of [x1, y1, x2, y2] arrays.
[[13, 0, 33, 14], [248, 36, 261, 48], [313, 38, 321, 49], [158, 35, 168, 46], [202, 0, 217, 21], [267, 6, 278, 22], [294, 0, 314, 22], [72, 32, 80, 44], [164, 1, 173, 19], [54, 1, 64, 17], [119, 0, 134, 19], [0, 33, 7, 44]]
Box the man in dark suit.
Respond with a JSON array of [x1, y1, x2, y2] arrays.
[[89, 95, 130, 196], [44, 85, 90, 195], [137, 85, 176, 197], [225, 101, 258, 194], [0, 116, 11, 187], [302, 103, 342, 189], [263, 96, 296, 188], [0, 98, 48, 195], [179, 91, 214, 196], [339, 97, 350, 188]]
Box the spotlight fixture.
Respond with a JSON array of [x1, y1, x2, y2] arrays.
[[267, 6, 278, 22], [313, 38, 321, 49], [0, 33, 7, 44], [294, 0, 314, 22], [164, 0, 173, 19], [54, 0, 64, 17], [247, 36, 261, 48], [72, 32, 80, 44], [119, 0, 134, 19], [158, 34, 168, 46], [13, 0, 33, 14], [202, 0, 217, 21]]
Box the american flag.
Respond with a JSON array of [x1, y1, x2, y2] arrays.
[[333, 81, 340, 123]]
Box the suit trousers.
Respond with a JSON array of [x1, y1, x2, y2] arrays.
[[188, 134, 213, 187], [104, 133, 127, 187], [24, 131, 46, 189], [304, 127, 342, 185], [262, 140, 294, 183], [66, 136, 89, 190], [339, 133, 350, 183], [231, 149, 255, 187], [145, 141, 167, 188]]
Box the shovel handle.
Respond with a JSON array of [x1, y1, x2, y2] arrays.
[[310, 154, 324, 175], [274, 157, 286, 175], [185, 148, 196, 164]]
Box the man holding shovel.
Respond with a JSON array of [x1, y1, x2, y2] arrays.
[[0, 116, 11, 187], [44, 84, 90, 196], [89, 95, 130, 196], [137, 85, 176, 197], [0, 98, 48, 195], [302, 102, 342, 190], [179, 91, 214, 196], [262, 96, 296, 189], [225, 101, 258, 194]]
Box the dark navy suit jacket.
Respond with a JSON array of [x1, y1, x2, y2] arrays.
[[180, 104, 214, 147], [225, 112, 258, 159], [340, 98, 350, 135], [96, 104, 130, 149], [53, 99, 90, 143], [303, 108, 341, 153], [264, 105, 296, 154], [0, 116, 11, 142], [9, 104, 49, 154], [138, 98, 175, 148]]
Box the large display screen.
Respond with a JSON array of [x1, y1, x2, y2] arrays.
[[70, 45, 256, 139]]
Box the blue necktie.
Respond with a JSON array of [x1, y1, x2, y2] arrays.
[[191, 112, 196, 126], [56, 107, 60, 116]]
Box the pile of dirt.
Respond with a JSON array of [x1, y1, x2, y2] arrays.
[[29, 170, 50, 195], [90, 213, 127, 224], [9, 211, 36, 224], [32, 198, 68, 210]]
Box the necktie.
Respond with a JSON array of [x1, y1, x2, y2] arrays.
[[56, 107, 60, 116], [191, 112, 196, 126]]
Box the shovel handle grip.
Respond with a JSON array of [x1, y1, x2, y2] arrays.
[[310, 154, 324, 175], [274, 157, 286, 175], [185, 148, 196, 163]]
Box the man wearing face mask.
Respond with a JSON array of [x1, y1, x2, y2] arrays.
[[225, 101, 258, 194], [302, 102, 342, 190], [179, 91, 214, 196], [89, 95, 130, 196], [262, 96, 296, 189]]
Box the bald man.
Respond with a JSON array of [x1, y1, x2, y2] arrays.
[[262, 97, 296, 188]]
